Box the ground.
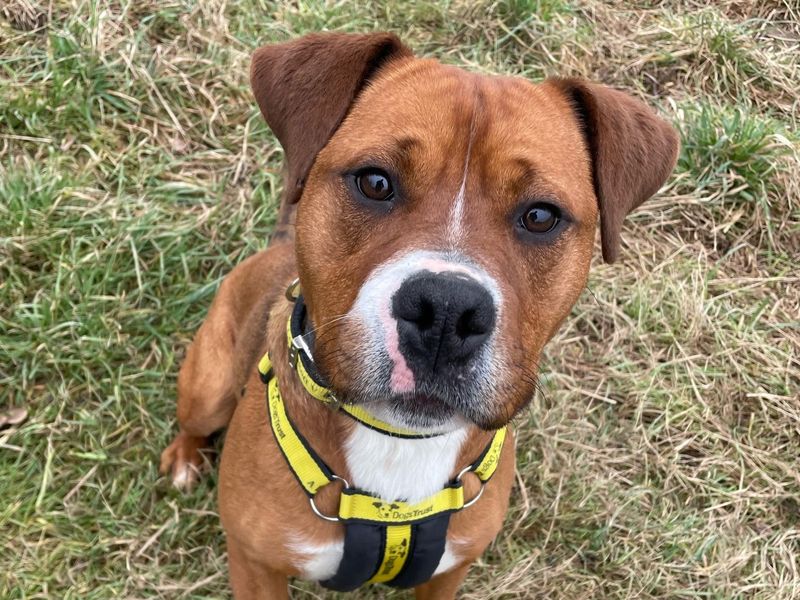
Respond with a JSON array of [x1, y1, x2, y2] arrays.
[[1, 0, 798, 598]]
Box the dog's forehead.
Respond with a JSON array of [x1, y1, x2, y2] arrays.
[[332, 58, 594, 213]]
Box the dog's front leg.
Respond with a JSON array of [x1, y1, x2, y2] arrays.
[[228, 538, 289, 600], [414, 563, 471, 600], [160, 244, 295, 489]]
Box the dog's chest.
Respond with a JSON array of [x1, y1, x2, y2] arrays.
[[290, 424, 468, 581], [344, 424, 468, 503]]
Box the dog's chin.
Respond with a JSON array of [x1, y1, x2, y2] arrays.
[[387, 393, 460, 429], [324, 358, 513, 431], [336, 391, 462, 432], [384, 394, 511, 432], [336, 386, 506, 433]]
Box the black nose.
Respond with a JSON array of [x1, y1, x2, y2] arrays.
[[392, 272, 495, 373]]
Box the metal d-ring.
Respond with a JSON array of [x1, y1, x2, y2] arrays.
[[308, 475, 349, 522], [456, 465, 486, 509], [285, 277, 301, 302]]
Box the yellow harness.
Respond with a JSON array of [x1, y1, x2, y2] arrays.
[[257, 296, 507, 590]]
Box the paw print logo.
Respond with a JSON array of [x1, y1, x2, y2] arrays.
[[373, 501, 400, 519]]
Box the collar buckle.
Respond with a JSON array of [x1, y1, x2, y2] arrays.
[[288, 344, 299, 369], [289, 333, 314, 370]]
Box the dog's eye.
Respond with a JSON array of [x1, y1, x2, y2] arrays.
[[520, 203, 560, 233], [355, 169, 393, 201]]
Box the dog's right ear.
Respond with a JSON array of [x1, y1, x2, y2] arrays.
[[251, 33, 412, 205], [546, 78, 679, 263]]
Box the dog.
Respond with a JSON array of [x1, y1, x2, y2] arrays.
[[159, 32, 678, 599]]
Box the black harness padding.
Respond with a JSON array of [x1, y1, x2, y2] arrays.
[[389, 514, 452, 588], [321, 523, 384, 592], [320, 514, 451, 591]]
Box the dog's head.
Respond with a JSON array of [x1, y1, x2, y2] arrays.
[[251, 33, 678, 431]]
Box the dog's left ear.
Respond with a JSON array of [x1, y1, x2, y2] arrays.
[[251, 33, 413, 205], [547, 78, 680, 263]]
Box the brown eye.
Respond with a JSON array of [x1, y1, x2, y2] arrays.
[[356, 169, 393, 201], [520, 204, 559, 233]]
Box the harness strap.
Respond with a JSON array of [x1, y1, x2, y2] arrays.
[[266, 376, 333, 496], [338, 486, 464, 525], [372, 524, 412, 582], [472, 426, 507, 482]]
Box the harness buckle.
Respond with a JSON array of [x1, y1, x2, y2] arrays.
[[288, 344, 299, 369], [309, 475, 350, 522]]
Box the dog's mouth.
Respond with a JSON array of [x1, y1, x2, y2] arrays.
[[330, 383, 459, 430], [333, 373, 498, 432], [309, 341, 517, 432], [387, 392, 458, 427]]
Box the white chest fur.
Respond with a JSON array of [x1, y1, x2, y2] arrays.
[[344, 424, 468, 504], [291, 423, 468, 581]]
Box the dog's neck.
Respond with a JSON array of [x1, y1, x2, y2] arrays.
[[266, 298, 491, 505]]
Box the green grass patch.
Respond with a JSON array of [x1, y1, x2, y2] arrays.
[[678, 103, 788, 204]]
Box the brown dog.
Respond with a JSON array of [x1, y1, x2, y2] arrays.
[[160, 32, 678, 599]]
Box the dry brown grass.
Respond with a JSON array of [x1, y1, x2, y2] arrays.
[[1, 0, 798, 598]]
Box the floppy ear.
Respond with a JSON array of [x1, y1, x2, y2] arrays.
[[251, 32, 413, 206], [548, 78, 680, 263]]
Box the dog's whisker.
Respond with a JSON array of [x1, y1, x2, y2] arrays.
[[297, 312, 353, 343]]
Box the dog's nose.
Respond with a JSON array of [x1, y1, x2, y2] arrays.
[[392, 272, 495, 372]]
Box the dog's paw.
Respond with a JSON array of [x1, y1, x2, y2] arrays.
[[159, 431, 210, 490]]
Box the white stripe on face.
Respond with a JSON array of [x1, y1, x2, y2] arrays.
[[446, 112, 478, 247]]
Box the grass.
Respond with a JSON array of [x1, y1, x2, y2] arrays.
[[1, 0, 798, 598]]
